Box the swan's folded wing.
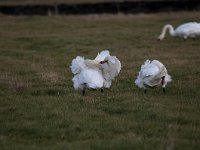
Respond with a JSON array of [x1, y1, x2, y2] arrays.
[[185, 24, 200, 35], [141, 65, 159, 77], [81, 69, 104, 89], [177, 23, 200, 35]]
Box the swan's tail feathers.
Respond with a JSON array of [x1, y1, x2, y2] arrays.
[[144, 60, 151, 65], [141, 60, 151, 69], [135, 78, 144, 88], [165, 74, 172, 83], [135, 73, 144, 88], [95, 50, 110, 62], [72, 75, 80, 90], [70, 56, 86, 74], [104, 80, 112, 88]]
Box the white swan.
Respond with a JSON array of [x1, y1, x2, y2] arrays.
[[70, 50, 121, 95], [135, 60, 172, 94], [158, 22, 200, 40]]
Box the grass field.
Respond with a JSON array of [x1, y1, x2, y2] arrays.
[[0, 12, 200, 150]]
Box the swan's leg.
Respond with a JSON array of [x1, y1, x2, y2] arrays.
[[82, 83, 87, 96], [82, 89, 86, 96], [101, 88, 103, 93], [162, 88, 165, 94], [144, 89, 147, 94]]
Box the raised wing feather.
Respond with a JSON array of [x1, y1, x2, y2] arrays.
[[95, 50, 110, 62], [71, 56, 86, 74]]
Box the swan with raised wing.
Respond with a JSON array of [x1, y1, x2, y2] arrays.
[[70, 50, 121, 95]]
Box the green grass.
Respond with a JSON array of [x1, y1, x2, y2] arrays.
[[0, 12, 200, 150]]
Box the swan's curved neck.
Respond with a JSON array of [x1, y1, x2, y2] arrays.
[[85, 59, 100, 68], [162, 24, 175, 37]]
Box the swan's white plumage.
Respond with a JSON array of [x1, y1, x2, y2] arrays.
[[71, 56, 103, 91], [135, 60, 172, 90], [140, 60, 159, 77], [70, 50, 121, 94], [158, 22, 200, 40], [95, 50, 110, 62], [100, 55, 121, 88], [72, 69, 104, 90], [101, 56, 121, 80], [175, 22, 200, 38], [71, 56, 86, 74]]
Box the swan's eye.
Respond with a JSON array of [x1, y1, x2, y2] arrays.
[[100, 60, 108, 64]]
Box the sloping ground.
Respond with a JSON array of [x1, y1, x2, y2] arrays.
[[0, 0, 200, 15]]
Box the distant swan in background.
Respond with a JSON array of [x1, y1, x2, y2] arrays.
[[135, 60, 172, 94], [70, 50, 121, 95], [158, 22, 200, 40]]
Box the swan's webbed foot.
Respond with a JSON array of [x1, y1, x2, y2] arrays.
[[101, 88, 103, 93]]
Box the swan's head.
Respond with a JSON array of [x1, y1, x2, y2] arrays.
[[157, 35, 164, 41], [100, 60, 108, 64]]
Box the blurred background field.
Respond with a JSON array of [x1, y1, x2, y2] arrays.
[[1, 0, 199, 16], [0, 0, 169, 5], [0, 8, 200, 150]]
